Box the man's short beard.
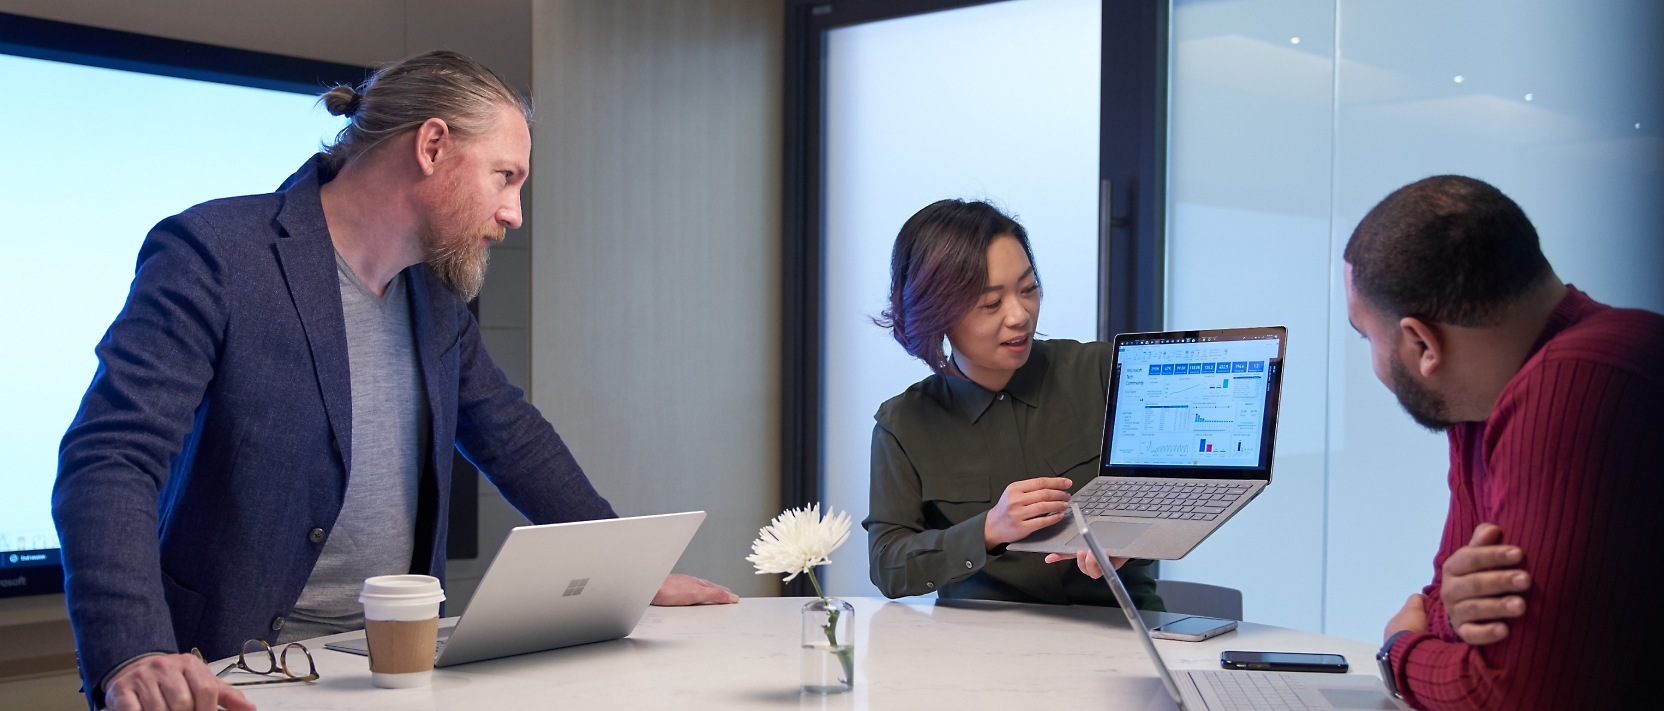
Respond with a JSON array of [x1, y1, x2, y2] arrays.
[[1388, 354, 1456, 432], [420, 178, 501, 303]]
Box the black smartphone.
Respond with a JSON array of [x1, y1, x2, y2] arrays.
[[1220, 651, 1348, 673]]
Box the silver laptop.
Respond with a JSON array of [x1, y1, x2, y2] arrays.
[[1011, 327, 1286, 559], [327, 511, 704, 666], [1072, 505, 1409, 711]]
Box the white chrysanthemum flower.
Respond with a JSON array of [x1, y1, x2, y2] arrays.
[[747, 503, 852, 583]]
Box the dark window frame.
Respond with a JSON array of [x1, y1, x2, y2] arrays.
[[1099, 0, 1169, 340], [780, 0, 1168, 595], [0, 11, 367, 94], [0, 12, 483, 599]]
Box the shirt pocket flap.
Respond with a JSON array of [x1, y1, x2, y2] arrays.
[[1043, 435, 1101, 477], [921, 471, 991, 503]]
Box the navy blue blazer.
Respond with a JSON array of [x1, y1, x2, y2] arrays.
[[53, 155, 616, 699]]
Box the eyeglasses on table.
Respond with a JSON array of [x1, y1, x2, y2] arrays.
[[191, 639, 319, 686]]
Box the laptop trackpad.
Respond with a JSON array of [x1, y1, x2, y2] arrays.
[[1082, 521, 1150, 550], [1318, 689, 1401, 709]]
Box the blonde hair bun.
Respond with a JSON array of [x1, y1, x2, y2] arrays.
[[321, 85, 362, 117]]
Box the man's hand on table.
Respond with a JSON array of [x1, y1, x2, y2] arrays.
[[1044, 550, 1129, 579], [1384, 593, 1430, 643], [105, 653, 254, 711], [984, 477, 1074, 550], [1441, 523, 1529, 645], [651, 573, 739, 606]]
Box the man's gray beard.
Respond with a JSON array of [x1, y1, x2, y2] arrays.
[[1388, 354, 1456, 432], [424, 235, 490, 303]]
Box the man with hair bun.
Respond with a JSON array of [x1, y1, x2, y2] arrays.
[[1346, 175, 1663, 710], [54, 50, 736, 711]]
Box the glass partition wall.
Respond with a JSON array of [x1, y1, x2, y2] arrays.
[[1165, 0, 1664, 641], [819, 0, 1104, 599]]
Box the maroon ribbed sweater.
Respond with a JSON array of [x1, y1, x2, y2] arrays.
[[1387, 286, 1664, 710]]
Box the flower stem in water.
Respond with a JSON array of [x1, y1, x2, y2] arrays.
[[804, 568, 854, 686]]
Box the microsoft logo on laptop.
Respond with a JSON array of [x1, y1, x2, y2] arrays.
[[562, 578, 590, 597]]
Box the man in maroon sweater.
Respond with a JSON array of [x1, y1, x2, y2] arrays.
[[1345, 175, 1663, 710]]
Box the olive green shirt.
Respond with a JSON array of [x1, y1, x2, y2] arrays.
[[864, 339, 1164, 610]]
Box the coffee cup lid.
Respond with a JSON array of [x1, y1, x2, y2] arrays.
[[359, 574, 445, 604]]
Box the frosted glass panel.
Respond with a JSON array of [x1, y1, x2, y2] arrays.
[[1325, 0, 1664, 643], [822, 0, 1101, 598], [1163, 0, 1335, 633], [1168, 0, 1663, 642]]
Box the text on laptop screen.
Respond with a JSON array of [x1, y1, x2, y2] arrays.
[[1107, 337, 1281, 467]]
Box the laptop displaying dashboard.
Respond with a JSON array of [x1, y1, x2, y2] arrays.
[[1100, 326, 1287, 482]]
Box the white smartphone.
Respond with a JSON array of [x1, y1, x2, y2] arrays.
[[1149, 615, 1238, 642]]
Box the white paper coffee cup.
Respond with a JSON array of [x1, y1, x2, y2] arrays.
[[359, 574, 445, 689]]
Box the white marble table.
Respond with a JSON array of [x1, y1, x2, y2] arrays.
[[231, 597, 1385, 709]]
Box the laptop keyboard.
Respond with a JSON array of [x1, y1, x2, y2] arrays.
[[1194, 670, 1316, 710], [1074, 480, 1252, 521]]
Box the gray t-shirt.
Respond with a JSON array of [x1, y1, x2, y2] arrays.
[[281, 252, 429, 642]]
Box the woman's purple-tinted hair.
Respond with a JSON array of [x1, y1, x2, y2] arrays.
[[875, 199, 1038, 378]]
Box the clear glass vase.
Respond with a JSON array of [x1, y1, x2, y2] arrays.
[[800, 597, 855, 694]]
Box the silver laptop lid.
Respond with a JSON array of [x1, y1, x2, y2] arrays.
[[1072, 504, 1190, 710], [436, 511, 705, 667], [1101, 327, 1287, 483]]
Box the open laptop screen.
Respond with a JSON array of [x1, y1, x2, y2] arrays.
[[1100, 327, 1286, 481]]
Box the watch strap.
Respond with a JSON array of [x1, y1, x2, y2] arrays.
[[1377, 630, 1413, 700]]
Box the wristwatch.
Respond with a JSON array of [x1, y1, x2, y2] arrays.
[[1377, 630, 1412, 700]]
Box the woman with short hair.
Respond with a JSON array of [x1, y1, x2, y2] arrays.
[[864, 199, 1163, 610]]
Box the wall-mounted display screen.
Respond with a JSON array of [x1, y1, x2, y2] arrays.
[[0, 52, 345, 594]]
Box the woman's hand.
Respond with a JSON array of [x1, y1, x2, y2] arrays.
[[983, 477, 1074, 550], [1045, 550, 1128, 579]]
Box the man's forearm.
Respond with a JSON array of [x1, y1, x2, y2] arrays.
[[451, 302, 615, 524], [55, 460, 180, 698], [54, 474, 180, 698], [54, 216, 228, 697]]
